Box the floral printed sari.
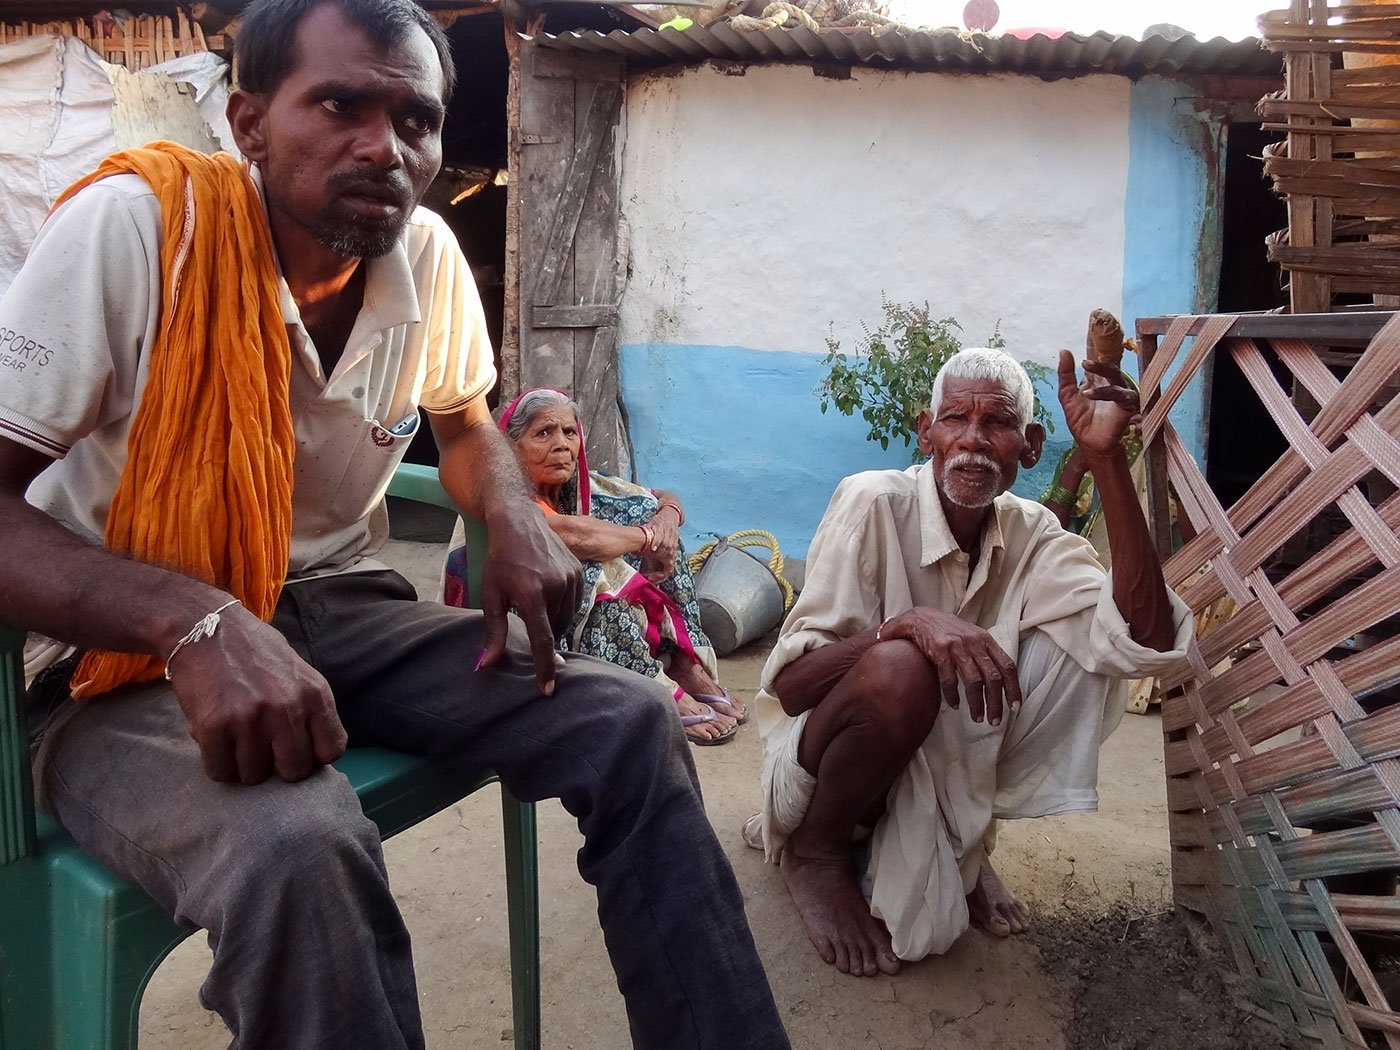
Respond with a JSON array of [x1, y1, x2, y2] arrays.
[[441, 391, 717, 698]]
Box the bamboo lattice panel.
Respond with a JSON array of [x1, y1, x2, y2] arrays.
[[1139, 310, 1400, 1049], [1259, 0, 1400, 311], [0, 11, 216, 69]]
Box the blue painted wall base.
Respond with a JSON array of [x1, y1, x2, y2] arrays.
[[618, 76, 1225, 558], [621, 343, 1075, 557]]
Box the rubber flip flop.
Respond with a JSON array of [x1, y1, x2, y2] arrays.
[[693, 688, 748, 726], [678, 702, 738, 746]]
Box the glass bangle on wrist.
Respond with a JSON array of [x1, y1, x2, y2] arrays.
[[875, 617, 892, 643], [1042, 482, 1079, 507]]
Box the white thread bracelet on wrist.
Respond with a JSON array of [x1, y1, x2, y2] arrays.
[[164, 598, 241, 680]]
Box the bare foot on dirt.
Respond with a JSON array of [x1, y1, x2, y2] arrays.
[[675, 692, 736, 744], [781, 848, 901, 977], [967, 857, 1032, 937]]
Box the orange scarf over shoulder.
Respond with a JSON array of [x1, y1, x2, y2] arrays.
[[54, 143, 295, 698]]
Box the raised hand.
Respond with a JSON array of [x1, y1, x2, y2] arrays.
[[166, 604, 347, 784], [477, 510, 584, 696], [884, 607, 1021, 726], [1056, 349, 1140, 458]]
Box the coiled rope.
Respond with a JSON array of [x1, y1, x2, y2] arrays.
[[689, 530, 796, 611]]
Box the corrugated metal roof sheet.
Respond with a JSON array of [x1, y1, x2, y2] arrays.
[[530, 25, 1281, 79]]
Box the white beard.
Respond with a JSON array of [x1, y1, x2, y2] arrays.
[[940, 452, 1001, 508]]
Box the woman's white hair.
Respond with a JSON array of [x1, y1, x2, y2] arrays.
[[929, 347, 1035, 428], [503, 388, 583, 442]]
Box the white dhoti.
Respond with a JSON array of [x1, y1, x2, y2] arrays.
[[755, 629, 1126, 961]]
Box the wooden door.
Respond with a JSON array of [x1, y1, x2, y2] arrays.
[[515, 46, 629, 476]]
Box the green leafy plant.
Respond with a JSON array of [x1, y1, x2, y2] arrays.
[[816, 296, 1054, 461]]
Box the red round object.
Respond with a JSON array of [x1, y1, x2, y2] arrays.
[[963, 0, 999, 32]]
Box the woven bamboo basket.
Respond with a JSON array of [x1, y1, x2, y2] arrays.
[[0, 10, 217, 69], [1259, 0, 1400, 312], [1139, 309, 1400, 1049]]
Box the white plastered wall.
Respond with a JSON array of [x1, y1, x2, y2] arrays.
[[617, 63, 1132, 366]]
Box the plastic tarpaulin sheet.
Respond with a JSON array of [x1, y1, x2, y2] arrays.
[[138, 51, 235, 156], [0, 35, 116, 297], [0, 39, 233, 297]]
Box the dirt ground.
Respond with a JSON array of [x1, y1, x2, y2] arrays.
[[1035, 905, 1298, 1050], [137, 540, 1267, 1050]]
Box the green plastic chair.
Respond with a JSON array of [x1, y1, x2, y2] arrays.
[[0, 463, 541, 1050]]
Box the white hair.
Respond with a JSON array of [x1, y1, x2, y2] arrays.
[[929, 348, 1034, 428], [503, 388, 583, 442]]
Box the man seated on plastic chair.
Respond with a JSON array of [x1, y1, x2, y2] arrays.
[[0, 1, 788, 1047]]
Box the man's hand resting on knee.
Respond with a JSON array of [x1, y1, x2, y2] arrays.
[[433, 403, 584, 698], [0, 438, 346, 787], [882, 609, 1021, 726], [165, 605, 347, 785], [475, 512, 583, 696]]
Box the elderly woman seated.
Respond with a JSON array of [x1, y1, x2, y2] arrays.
[[443, 387, 746, 745]]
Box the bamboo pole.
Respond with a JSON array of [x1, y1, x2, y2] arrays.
[[0, 12, 217, 66]]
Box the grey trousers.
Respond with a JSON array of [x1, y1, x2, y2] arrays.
[[30, 570, 789, 1050]]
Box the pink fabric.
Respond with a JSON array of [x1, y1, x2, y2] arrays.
[[595, 573, 702, 668]]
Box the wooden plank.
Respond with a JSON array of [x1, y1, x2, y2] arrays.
[[1143, 303, 1400, 1046], [1277, 890, 1400, 935], [1169, 809, 1220, 849], [518, 43, 579, 394], [1136, 311, 1394, 345], [1272, 249, 1400, 278], [1266, 155, 1400, 187], [532, 304, 619, 328], [1166, 776, 1208, 816], [502, 18, 524, 403], [1135, 329, 1175, 561], [530, 79, 621, 308], [1231, 766, 1394, 836], [1284, 0, 1332, 313], [1274, 824, 1400, 882], [528, 47, 624, 81], [516, 46, 629, 475], [570, 61, 625, 476], [575, 326, 626, 475]]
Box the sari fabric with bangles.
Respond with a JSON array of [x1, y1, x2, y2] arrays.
[[441, 392, 718, 700]]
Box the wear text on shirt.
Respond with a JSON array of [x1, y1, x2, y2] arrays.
[[0, 327, 54, 373]]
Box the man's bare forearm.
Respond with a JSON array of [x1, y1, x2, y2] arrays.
[[1082, 447, 1175, 651], [430, 406, 585, 689], [772, 624, 883, 717], [437, 419, 538, 530], [0, 490, 229, 659]]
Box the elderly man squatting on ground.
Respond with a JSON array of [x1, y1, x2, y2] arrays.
[[0, 0, 789, 1046], [747, 346, 1192, 976]]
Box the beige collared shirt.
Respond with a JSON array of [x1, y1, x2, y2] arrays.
[[0, 170, 494, 681], [761, 460, 1192, 692], [755, 461, 1193, 958]]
